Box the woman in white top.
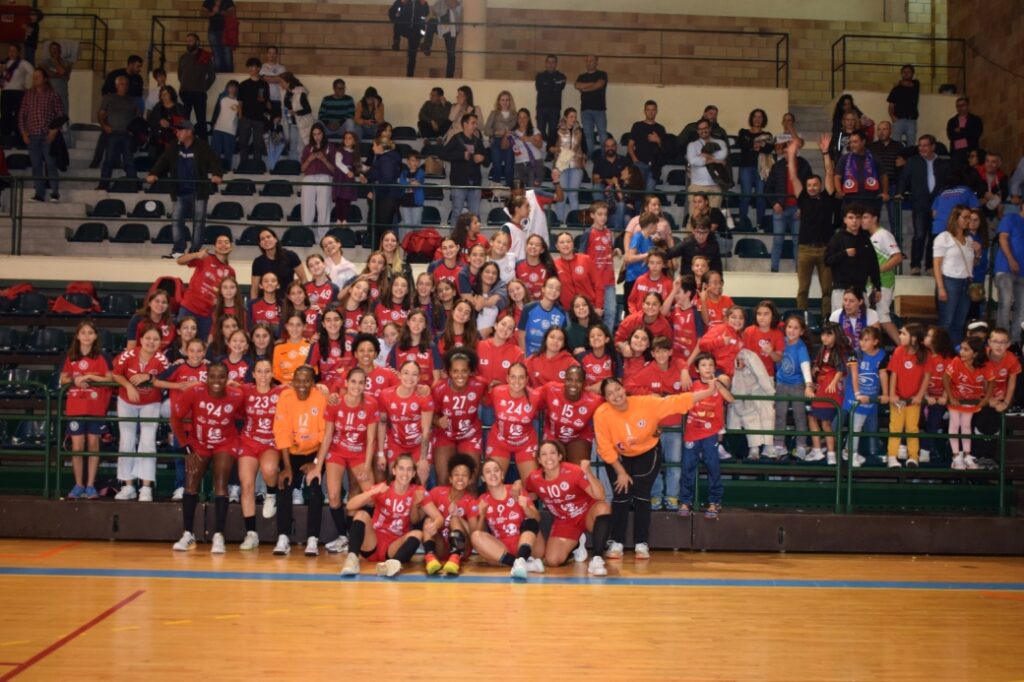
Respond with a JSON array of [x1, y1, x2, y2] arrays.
[[511, 108, 545, 188], [444, 85, 482, 143], [320, 233, 359, 289], [210, 80, 240, 172], [550, 107, 585, 224], [483, 90, 516, 187], [933, 205, 978, 345]]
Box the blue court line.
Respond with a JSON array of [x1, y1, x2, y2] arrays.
[[1, 566, 1023, 591]]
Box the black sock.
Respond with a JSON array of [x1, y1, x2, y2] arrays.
[[592, 513, 612, 553], [214, 495, 228, 534], [329, 506, 348, 536], [348, 519, 366, 553], [500, 551, 515, 567], [423, 539, 436, 555], [183, 493, 198, 533], [517, 543, 532, 559], [243, 515, 256, 533], [307, 486, 324, 539], [266, 485, 278, 496], [393, 536, 421, 563]]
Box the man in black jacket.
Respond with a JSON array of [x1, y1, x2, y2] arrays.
[[789, 136, 838, 318], [148, 120, 223, 258], [765, 135, 810, 273], [947, 97, 983, 169], [896, 134, 950, 274], [177, 33, 217, 140], [441, 113, 486, 220], [665, 215, 722, 274], [535, 55, 566, 145], [824, 202, 882, 313]]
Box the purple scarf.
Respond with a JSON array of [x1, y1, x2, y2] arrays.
[[838, 307, 867, 347], [841, 151, 880, 194]]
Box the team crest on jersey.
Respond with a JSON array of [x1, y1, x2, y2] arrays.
[[574, 266, 584, 274], [410, 402, 419, 410], [637, 419, 647, 428], [468, 392, 477, 401], [271, 394, 279, 404], [78, 359, 88, 369], [574, 419, 584, 428], [904, 361, 913, 369], [224, 404, 233, 414], [311, 407, 319, 416], [501, 360, 511, 368], [559, 481, 569, 491], [999, 368, 1008, 377], [69, 420, 80, 431], [331, 347, 341, 357]]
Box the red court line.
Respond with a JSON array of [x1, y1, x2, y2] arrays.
[[0, 590, 144, 681], [0, 664, 21, 667], [35, 542, 81, 560], [981, 591, 1024, 603]]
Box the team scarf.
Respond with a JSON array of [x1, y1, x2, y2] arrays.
[[3, 59, 21, 85], [838, 307, 868, 347], [842, 151, 880, 194]]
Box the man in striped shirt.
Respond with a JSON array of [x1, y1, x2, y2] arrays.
[[18, 66, 64, 203], [318, 78, 356, 141]]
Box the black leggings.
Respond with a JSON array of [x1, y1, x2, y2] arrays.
[[276, 454, 324, 540], [609, 445, 662, 545]]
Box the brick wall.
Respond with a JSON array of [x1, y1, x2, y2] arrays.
[[947, 0, 1024, 160]]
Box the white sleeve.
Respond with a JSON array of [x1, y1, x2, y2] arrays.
[[800, 361, 813, 384], [686, 142, 705, 167]]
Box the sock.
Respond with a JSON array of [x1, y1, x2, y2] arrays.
[[500, 551, 515, 567], [393, 537, 420, 563], [243, 515, 256, 533], [591, 513, 611, 553], [517, 543, 532, 559], [214, 495, 228, 534], [329, 506, 348, 536], [348, 519, 366, 553], [183, 493, 198, 533], [423, 539, 436, 555], [266, 485, 278, 496]]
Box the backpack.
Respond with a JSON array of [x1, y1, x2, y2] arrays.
[[149, 276, 185, 314], [50, 281, 101, 314], [402, 228, 443, 263]]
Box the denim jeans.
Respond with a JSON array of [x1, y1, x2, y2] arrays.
[[450, 187, 481, 220], [171, 195, 208, 255], [207, 29, 233, 72], [633, 161, 656, 191], [891, 118, 917, 147], [400, 206, 423, 229], [601, 284, 617, 332], [536, 107, 559, 146], [116, 399, 160, 483], [100, 132, 135, 183], [995, 272, 1024, 343], [610, 200, 627, 231], [556, 167, 583, 222], [580, 109, 607, 155], [180, 91, 208, 139], [680, 434, 722, 505], [28, 133, 58, 198], [938, 275, 970, 345], [211, 130, 236, 172], [489, 137, 514, 186], [651, 429, 682, 501], [771, 205, 799, 272], [739, 165, 766, 229], [922, 403, 947, 457]]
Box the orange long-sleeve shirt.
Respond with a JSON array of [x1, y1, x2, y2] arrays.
[[273, 387, 328, 455], [593, 393, 694, 463], [272, 340, 313, 385]]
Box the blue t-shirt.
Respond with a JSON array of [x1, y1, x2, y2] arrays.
[[399, 166, 426, 207], [931, 186, 979, 234], [994, 212, 1024, 275], [625, 231, 653, 283], [843, 348, 887, 414], [776, 338, 810, 386], [517, 300, 567, 355]]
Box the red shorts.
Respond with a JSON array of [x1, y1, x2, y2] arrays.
[[237, 436, 276, 459], [486, 439, 536, 465], [386, 444, 430, 464], [499, 534, 520, 556], [189, 438, 240, 458], [363, 529, 402, 562], [433, 432, 482, 454], [325, 448, 366, 468], [550, 514, 589, 541]]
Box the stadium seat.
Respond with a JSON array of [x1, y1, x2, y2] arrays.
[[359, 141, 372, 159], [237, 225, 263, 246], [152, 224, 174, 244], [87, 199, 126, 218], [393, 126, 418, 140], [545, 207, 561, 228], [487, 207, 507, 226], [421, 206, 441, 225], [66, 222, 109, 242], [108, 177, 143, 194], [145, 179, 174, 195], [666, 169, 688, 186], [58, 292, 97, 312], [0, 368, 33, 397], [14, 292, 50, 314], [422, 185, 444, 202], [282, 226, 315, 247], [566, 209, 588, 228], [662, 212, 677, 229], [24, 328, 67, 353], [133, 155, 154, 173], [221, 179, 257, 196], [734, 237, 770, 259], [210, 201, 244, 221], [96, 328, 117, 353], [7, 420, 48, 448], [130, 199, 166, 219], [327, 227, 357, 249], [287, 203, 301, 222], [101, 293, 137, 317], [396, 143, 414, 158], [0, 328, 20, 352], [347, 205, 363, 224], [6, 153, 30, 170], [111, 223, 150, 243], [260, 179, 293, 197], [203, 225, 233, 244], [271, 159, 301, 176], [235, 158, 266, 175], [249, 202, 284, 222], [421, 143, 443, 157]]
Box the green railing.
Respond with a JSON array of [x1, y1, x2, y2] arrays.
[[0, 381, 53, 498]]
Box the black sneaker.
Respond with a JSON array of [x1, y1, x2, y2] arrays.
[[29, 195, 45, 202], [49, 193, 60, 203]]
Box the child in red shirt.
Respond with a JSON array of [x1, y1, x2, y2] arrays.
[[679, 353, 733, 519], [806, 322, 853, 465], [627, 249, 672, 315], [742, 301, 784, 377], [886, 324, 930, 467], [944, 336, 991, 470]]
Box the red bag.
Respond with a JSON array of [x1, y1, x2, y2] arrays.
[[50, 281, 101, 314], [148, 276, 184, 314], [401, 228, 442, 261], [0, 282, 33, 300]]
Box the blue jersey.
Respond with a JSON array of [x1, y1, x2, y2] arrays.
[[931, 186, 979, 235], [625, 231, 653, 283], [843, 348, 887, 414], [777, 338, 810, 386], [517, 301, 567, 355]]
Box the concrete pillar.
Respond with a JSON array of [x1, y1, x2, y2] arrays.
[[461, 0, 487, 79]]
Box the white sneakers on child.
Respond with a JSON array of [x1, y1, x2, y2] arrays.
[[572, 534, 588, 563], [211, 532, 226, 555], [526, 557, 545, 573], [376, 559, 402, 577], [304, 537, 319, 557], [272, 534, 291, 555], [115, 485, 137, 501], [634, 543, 650, 560], [137, 486, 153, 502], [325, 536, 349, 554], [887, 456, 902, 469], [952, 454, 979, 470], [262, 494, 277, 519], [605, 541, 624, 559], [587, 556, 608, 576], [172, 531, 196, 551], [340, 552, 360, 576], [510, 557, 528, 580], [239, 531, 260, 551]]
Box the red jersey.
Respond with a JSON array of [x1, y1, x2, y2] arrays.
[[669, 306, 700, 364], [515, 260, 550, 300], [524, 463, 594, 521], [491, 384, 542, 448], [431, 378, 486, 442], [248, 298, 281, 330], [62, 355, 113, 416], [355, 365, 401, 402], [128, 314, 176, 351], [622, 355, 649, 378], [180, 255, 236, 318], [541, 382, 604, 442], [698, 324, 743, 377], [926, 353, 953, 397], [626, 272, 672, 314], [554, 254, 598, 311], [220, 355, 251, 384], [742, 325, 785, 377], [291, 307, 319, 340], [480, 485, 528, 541], [163, 361, 209, 414], [380, 386, 434, 449], [684, 380, 726, 441], [889, 346, 929, 400], [374, 302, 409, 328], [524, 351, 579, 388], [371, 483, 427, 536], [174, 383, 245, 448], [582, 227, 615, 288], [614, 312, 672, 345], [241, 383, 284, 446], [113, 349, 170, 405], [388, 345, 440, 386], [325, 395, 380, 457], [427, 486, 480, 541], [429, 260, 462, 286], [946, 358, 988, 412], [812, 350, 847, 410], [476, 338, 525, 393], [986, 353, 1021, 402], [579, 350, 615, 386], [305, 280, 338, 311], [307, 338, 348, 387], [701, 294, 734, 327], [625, 360, 686, 426]]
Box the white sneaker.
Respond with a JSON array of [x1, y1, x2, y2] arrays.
[[634, 542, 650, 560], [717, 444, 732, 460], [262, 494, 277, 519], [852, 454, 866, 468], [898, 444, 908, 460], [115, 484, 137, 501], [795, 446, 808, 460], [572, 534, 588, 563], [272, 534, 291, 555], [887, 456, 902, 469], [292, 488, 304, 506], [919, 450, 931, 464], [325, 536, 349, 554], [228, 485, 241, 503], [826, 451, 837, 466], [587, 556, 608, 576], [951, 454, 966, 470], [605, 541, 624, 559], [963, 454, 979, 470], [172, 531, 196, 551], [304, 536, 319, 557], [376, 559, 402, 577], [804, 448, 825, 462], [767, 445, 788, 459], [526, 557, 546, 573], [138, 486, 153, 502], [340, 552, 360, 576], [510, 557, 528, 579], [211, 532, 226, 554], [747, 447, 760, 461], [239, 530, 260, 550], [171, 486, 184, 501]]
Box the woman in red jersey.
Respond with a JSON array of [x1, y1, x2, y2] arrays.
[[432, 350, 486, 482], [515, 233, 558, 300], [553, 231, 598, 312], [238, 358, 285, 535], [126, 290, 175, 351], [210, 276, 247, 341], [388, 309, 441, 386], [176, 234, 236, 340], [428, 237, 463, 286], [247, 272, 282, 334], [615, 325, 652, 377], [422, 453, 481, 576], [60, 320, 113, 499], [525, 326, 579, 388], [375, 274, 413, 328], [541, 364, 603, 464], [281, 281, 319, 340], [380, 360, 435, 484], [615, 291, 671, 349], [306, 309, 349, 386], [437, 298, 479, 356], [476, 313, 525, 445], [338, 277, 372, 338], [472, 457, 545, 579], [487, 361, 543, 478], [578, 323, 620, 393], [304, 253, 340, 313]]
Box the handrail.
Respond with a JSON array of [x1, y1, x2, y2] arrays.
[[38, 12, 109, 75], [831, 33, 967, 98]]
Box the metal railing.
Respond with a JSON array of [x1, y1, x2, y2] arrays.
[[831, 34, 967, 98], [39, 12, 109, 75]]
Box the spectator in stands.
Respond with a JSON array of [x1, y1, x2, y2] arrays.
[[931, 169, 980, 260], [592, 134, 627, 198], [1, 44, 34, 145], [389, 0, 411, 52], [868, 121, 903, 229], [417, 86, 450, 139], [834, 129, 886, 211], [366, 135, 403, 242], [947, 97, 983, 169], [972, 152, 1009, 219], [445, 85, 480, 143], [825, 204, 882, 314], [441, 112, 486, 220], [403, 0, 431, 77], [887, 64, 919, 146], [93, 56, 143, 169], [510, 108, 545, 188], [933, 206, 977, 345], [147, 120, 223, 257], [736, 108, 773, 231], [685, 118, 728, 212], [1011, 156, 1024, 204], [994, 204, 1024, 342], [863, 203, 903, 345], [177, 33, 216, 140], [551, 107, 585, 223], [210, 80, 239, 171], [574, 55, 607, 154], [251, 228, 305, 300], [830, 94, 873, 142], [143, 68, 167, 117], [97, 75, 140, 191], [19, 67, 63, 203], [60, 321, 113, 500], [423, 0, 461, 79], [281, 72, 314, 161], [259, 46, 286, 121], [627, 99, 666, 192], [789, 136, 837, 319], [665, 215, 722, 275], [681, 105, 728, 145], [766, 134, 809, 273], [398, 151, 426, 228], [896, 134, 949, 274], [201, 0, 235, 73], [23, 8, 42, 64], [483, 90, 516, 187], [237, 58, 269, 168], [319, 78, 357, 141], [301, 122, 337, 243], [354, 86, 385, 140], [780, 111, 803, 146], [686, 191, 728, 251], [146, 85, 186, 158], [535, 55, 565, 146], [39, 42, 71, 122]]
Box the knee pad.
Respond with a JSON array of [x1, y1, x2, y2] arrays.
[[520, 518, 540, 534]]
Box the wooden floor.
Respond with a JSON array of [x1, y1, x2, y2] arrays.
[[0, 540, 1021, 681]]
